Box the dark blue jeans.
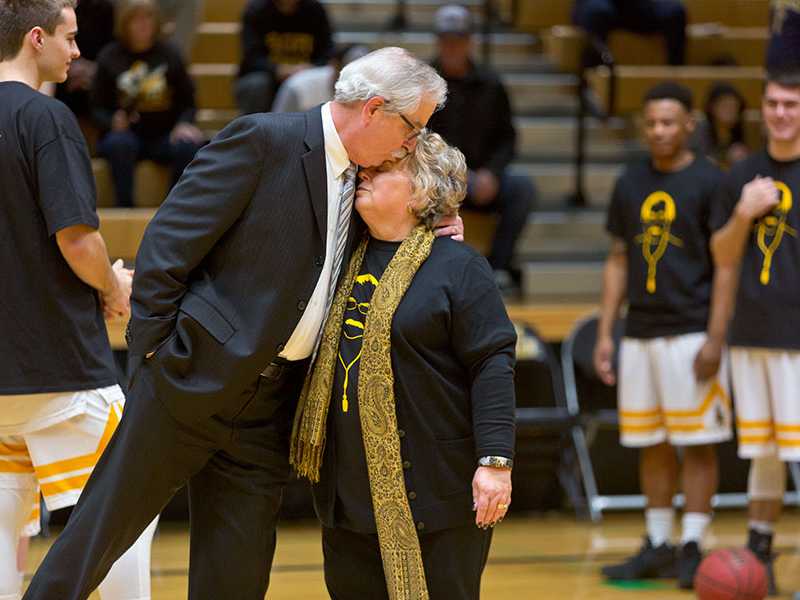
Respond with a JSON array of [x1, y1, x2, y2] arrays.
[[572, 0, 687, 65], [97, 130, 200, 207], [463, 171, 536, 273]]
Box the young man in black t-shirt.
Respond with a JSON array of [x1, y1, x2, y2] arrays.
[[710, 69, 800, 596], [595, 83, 734, 589], [0, 2, 156, 597]]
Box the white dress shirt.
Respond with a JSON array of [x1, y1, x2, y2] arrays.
[[279, 102, 351, 361]]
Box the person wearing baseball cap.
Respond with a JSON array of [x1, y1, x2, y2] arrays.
[[427, 4, 536, 295]]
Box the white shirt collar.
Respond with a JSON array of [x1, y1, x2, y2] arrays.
[[321, 102, 350, 179]]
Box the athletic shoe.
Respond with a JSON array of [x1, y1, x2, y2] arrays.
[[601, 537, 676, 580], [677, 541, 703, 589], [748, 529, 778, 596]]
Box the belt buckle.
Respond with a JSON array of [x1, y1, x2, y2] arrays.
[[261, 362, 284, 380]]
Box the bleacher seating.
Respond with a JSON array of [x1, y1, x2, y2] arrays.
[[519, 0, 770, 31], [91, 0, 777, 328], [587, 65, 765, 115], [545, 26, 768, 73]]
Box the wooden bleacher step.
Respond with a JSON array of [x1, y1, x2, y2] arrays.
[[587, 65, 765, 115], [519, 0, 770, 31]]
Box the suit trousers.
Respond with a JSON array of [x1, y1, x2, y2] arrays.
[[22, 358, 307, 600], [322, 523, 493, 600]]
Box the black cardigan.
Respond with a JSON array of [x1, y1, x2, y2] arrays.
[[313, 236, 517, 534]]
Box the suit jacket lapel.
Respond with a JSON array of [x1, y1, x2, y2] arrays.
[[302, 107, 327, 242]]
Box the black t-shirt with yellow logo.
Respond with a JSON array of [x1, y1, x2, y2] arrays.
[[239, 0, 333, 78], [331, 238, 399, 533], [92, 41, 196, 140], [607, 155, 722, 338], [710, 150, 800, 350]]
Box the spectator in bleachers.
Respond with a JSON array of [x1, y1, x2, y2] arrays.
[[235, 0, 334, 114], [768, 0, 800, 70], [92, 0, 203, 207], [272, 44, 369, 113], [55, 0, 114, 128], [157, 0, 205, 58], [426, 4, 536, 294], [693, 82, 751, 169], [572, 0, 687, 66]]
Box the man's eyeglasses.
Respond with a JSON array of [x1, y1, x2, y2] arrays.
[[379, 99, 424, 140], [397, 112, 424, 140]]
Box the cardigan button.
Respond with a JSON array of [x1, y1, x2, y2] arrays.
[[416, 522, 425, 531], [276, 343, 285, 352], [402, 460, 411, 470], [408, 491, 417, 500], [315, 255, 324, 267], [398, 429, 406, 439], [297, 300, 307, 311]]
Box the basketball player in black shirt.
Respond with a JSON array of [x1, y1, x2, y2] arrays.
[[711, 68, 800, 597], [596, 83, 736, 589]]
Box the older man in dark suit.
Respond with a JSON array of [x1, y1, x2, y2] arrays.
[[24, 47, 454, 600]]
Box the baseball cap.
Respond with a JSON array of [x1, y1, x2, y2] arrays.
[[434, 4, 472, 36]]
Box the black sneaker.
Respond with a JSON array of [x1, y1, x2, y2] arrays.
[[677, 541, 703, 589], [601, 537, 677, 580], [748, 529, 778, 596]]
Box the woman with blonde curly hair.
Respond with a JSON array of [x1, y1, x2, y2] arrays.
[[292, 131, 516, 599]]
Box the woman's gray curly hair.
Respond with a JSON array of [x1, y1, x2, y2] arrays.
[[399, 131, 467, 230]]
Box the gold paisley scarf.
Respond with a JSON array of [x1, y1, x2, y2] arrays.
[[291, 225, 435, 600]]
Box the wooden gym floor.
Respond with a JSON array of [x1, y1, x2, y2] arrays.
[[23, 510, 800, 599]]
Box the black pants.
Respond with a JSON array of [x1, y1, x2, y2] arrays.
[[572, 0, 687, 65], [463, 171, 536, 273], [23, 359, 306, 600], [322, 524, 493, 600], [97, 131, 201, 207]]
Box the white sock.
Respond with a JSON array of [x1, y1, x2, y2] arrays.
[[646, 507, 675, 547], [749, 520, 774, 535], [681, 512, 711, 546], [97, 517, 158, 600]]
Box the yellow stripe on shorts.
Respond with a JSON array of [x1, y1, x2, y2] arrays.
[[34, 403, 121, 496]]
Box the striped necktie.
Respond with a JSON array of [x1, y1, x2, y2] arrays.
[[327, 163, 357, 305]]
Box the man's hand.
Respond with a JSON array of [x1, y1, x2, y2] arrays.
[[433, 213, 464, 241], [470, 169, 500, 206], [593, 335, 616, 386], [102, 259, 133, 320], [472, 466, 512, 528], [170, 122, 204, 145], [735, 176, 780, 222], [693, 337, 723, 381]]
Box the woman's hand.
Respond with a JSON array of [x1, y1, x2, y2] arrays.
[[472, 466, 512, 528]]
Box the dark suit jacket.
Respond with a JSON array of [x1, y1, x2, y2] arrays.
[[313, 238, 517, 534], [127, 106, 355, 422]]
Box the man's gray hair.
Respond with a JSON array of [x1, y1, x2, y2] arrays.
[[334, 47, 447, 114]]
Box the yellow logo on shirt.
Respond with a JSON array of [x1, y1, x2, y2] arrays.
[[635, 191, 684, 294], [338, 273, 379, 412], [117, 61, 171, 113], [756, 181, 797, 285]]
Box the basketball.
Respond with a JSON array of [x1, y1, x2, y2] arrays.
[[694, 549, 768, 600]]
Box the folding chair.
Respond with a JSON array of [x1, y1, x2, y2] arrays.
[[562, 313, 800, 522], [511, 321, 595, 518]]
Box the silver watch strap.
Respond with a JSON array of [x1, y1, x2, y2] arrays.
[[478, 456, 513, 469]]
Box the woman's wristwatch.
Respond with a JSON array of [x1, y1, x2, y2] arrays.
[[478, 456, 513, 470]]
